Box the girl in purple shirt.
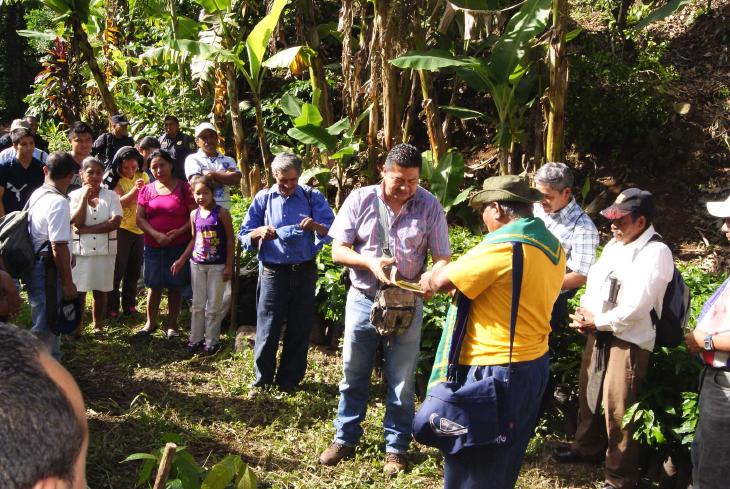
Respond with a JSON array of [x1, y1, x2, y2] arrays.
[[173, 175, 233, 354]]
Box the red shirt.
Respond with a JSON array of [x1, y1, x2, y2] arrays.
[[137, 181, 194, 248]]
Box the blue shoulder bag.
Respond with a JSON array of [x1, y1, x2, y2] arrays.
[[412, 241, 524, 454]]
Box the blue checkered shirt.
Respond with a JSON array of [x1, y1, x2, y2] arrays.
[[534, 198, 598, 276]]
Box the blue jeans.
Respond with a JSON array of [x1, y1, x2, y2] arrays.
[[22, 259, 61, 360], [334, 288, 423, 454], [254, 261, 317, 389], [443, 354, 549, 489]]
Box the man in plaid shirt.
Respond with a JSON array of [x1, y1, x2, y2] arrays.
[[534, 162, 599, 329]]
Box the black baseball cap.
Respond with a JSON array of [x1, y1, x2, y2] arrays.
[[111, 114, 129, 125], [601, 188, 654, 220]]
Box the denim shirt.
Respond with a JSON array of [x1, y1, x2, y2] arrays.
[[239, 185, 334, 264]]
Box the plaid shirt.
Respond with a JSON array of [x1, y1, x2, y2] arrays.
[[534, 197, 598, 276]]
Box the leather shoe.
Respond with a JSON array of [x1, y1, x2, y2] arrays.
[[553, 446, 604, 465], [383, 452, 407, 476], [553, 446, 583, 463], [319, 442, 354, 466]]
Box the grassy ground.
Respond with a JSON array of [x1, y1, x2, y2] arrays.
[[15, 294, 603, 489]]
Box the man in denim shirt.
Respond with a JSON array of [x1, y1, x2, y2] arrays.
[[319, 144, 450, 475], [239, 153, 334, 394]]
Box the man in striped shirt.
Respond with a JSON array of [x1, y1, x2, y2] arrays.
[[319, 144, 451, 475], [685, 194, 730, 489], [533, 162, 599, 329]]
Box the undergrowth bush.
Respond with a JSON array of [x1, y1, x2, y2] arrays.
[[567, 34, 679, 156]]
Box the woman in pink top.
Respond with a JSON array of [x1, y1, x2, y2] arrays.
[[135, 150, 196, 339]]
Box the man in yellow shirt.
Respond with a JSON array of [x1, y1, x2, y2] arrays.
[[420, 175, 566, 489]]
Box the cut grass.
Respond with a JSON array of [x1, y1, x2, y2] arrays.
[[14, 294, 603, 488]]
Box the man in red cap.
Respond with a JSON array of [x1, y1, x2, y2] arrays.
[[553, 188, 674, 489]]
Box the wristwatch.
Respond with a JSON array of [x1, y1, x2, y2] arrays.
[[703, 334, 715, 352]]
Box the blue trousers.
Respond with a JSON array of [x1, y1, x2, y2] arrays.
[[254, 261, 317, 389], [334, 288, 423, 454], [22, 258, 61, 360], [443, 354, 549, 489]]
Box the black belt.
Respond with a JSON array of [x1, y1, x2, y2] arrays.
[[705, 364, 730, 372], [262, 259, 316, 272]]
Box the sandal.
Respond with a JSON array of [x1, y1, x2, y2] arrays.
[[133, 326, 156, 338], [166, 328, 180, 339]]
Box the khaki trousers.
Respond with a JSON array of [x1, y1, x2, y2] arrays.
[[571, 333, 650, 489]]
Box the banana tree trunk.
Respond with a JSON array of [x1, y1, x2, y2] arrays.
[[252, 91, 271, 184], [418, 69, 446, 165], [298, 0, 334, 127], [70, 17, 118, 115], [498, 146, 509, 175], [545, 0, 568, 162], [224, 64, 252, 197]]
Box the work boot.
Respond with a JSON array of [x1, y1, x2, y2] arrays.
[[383, 452, 407, 476], [318, 442, 354, 466]]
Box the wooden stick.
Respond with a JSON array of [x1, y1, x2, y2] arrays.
[[153, 443, 177, 489]]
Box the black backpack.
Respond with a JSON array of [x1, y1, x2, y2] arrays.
[[0, 188, 56, 278], [645, 235, 691, 348]]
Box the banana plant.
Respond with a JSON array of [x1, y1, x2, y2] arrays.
[[421, 149, 472, 213], [15, 0, 118, 115], [391, 0, 552, 175], [281, 93, 370, 208], [141, 0, 303, 183]]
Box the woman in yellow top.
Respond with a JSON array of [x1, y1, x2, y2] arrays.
[[109, 147, 149, 318]]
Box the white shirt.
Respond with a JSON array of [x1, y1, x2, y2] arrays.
[[27, 186, 71, 252], [580, 225, 674, 351], [0, 147, 48, 164], [69, 188, 123, 256], [183, 150, 239, 209]]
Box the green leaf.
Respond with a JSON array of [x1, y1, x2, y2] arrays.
[[326, 118, 351, 135], [16, 30, 58, 42], [348, 104, 372, 137], [421, 150, 434, 182], [565, 27, 582, 42], [167, 480, 185, 489], [390, 50, 475, 71], [447, 0, 501, 8], [631, 0, 692, 30], [430, 150, 465, 210], [488, 0, 551, 82], [235, 465, 257, 489], [293, 103, 323, 127], [287, 125, 336, 151], [245, 0, 288, 87], [193, 0, 231, 14], [263, 45, 303, 69], [438, 105, 485, 120], [279, 94, 303, 118], [331, 142, 359, 160], [121, 453, 159, 463], [451, 187, 473, 207], [299, 167, 331, 187], [177, 16, 201, 40], [202, 455, 242, 489]]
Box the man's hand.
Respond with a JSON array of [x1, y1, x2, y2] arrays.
[[62, 283, 77, 301], [569, 307, 597, 334], [419, 271, 435, 296], [299, 217, 317, 232], [368, 256, 395, 284], [685, 329, 706, 353], [253, 225, 276, 241]]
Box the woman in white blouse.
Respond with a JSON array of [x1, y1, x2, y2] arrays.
[[69, 157, 122, 334]]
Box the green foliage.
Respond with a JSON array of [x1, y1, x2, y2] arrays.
[[122, 434, 257, 489], [567, 37, 679, 154], [40, 118, 71, 152], [315, 243, 347, 326], [422, 149, 471, 213], [629, 0, 694, 31]]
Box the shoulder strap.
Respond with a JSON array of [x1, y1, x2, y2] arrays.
[[447, 241, 524, 381], [374, 188, 391, 257]]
